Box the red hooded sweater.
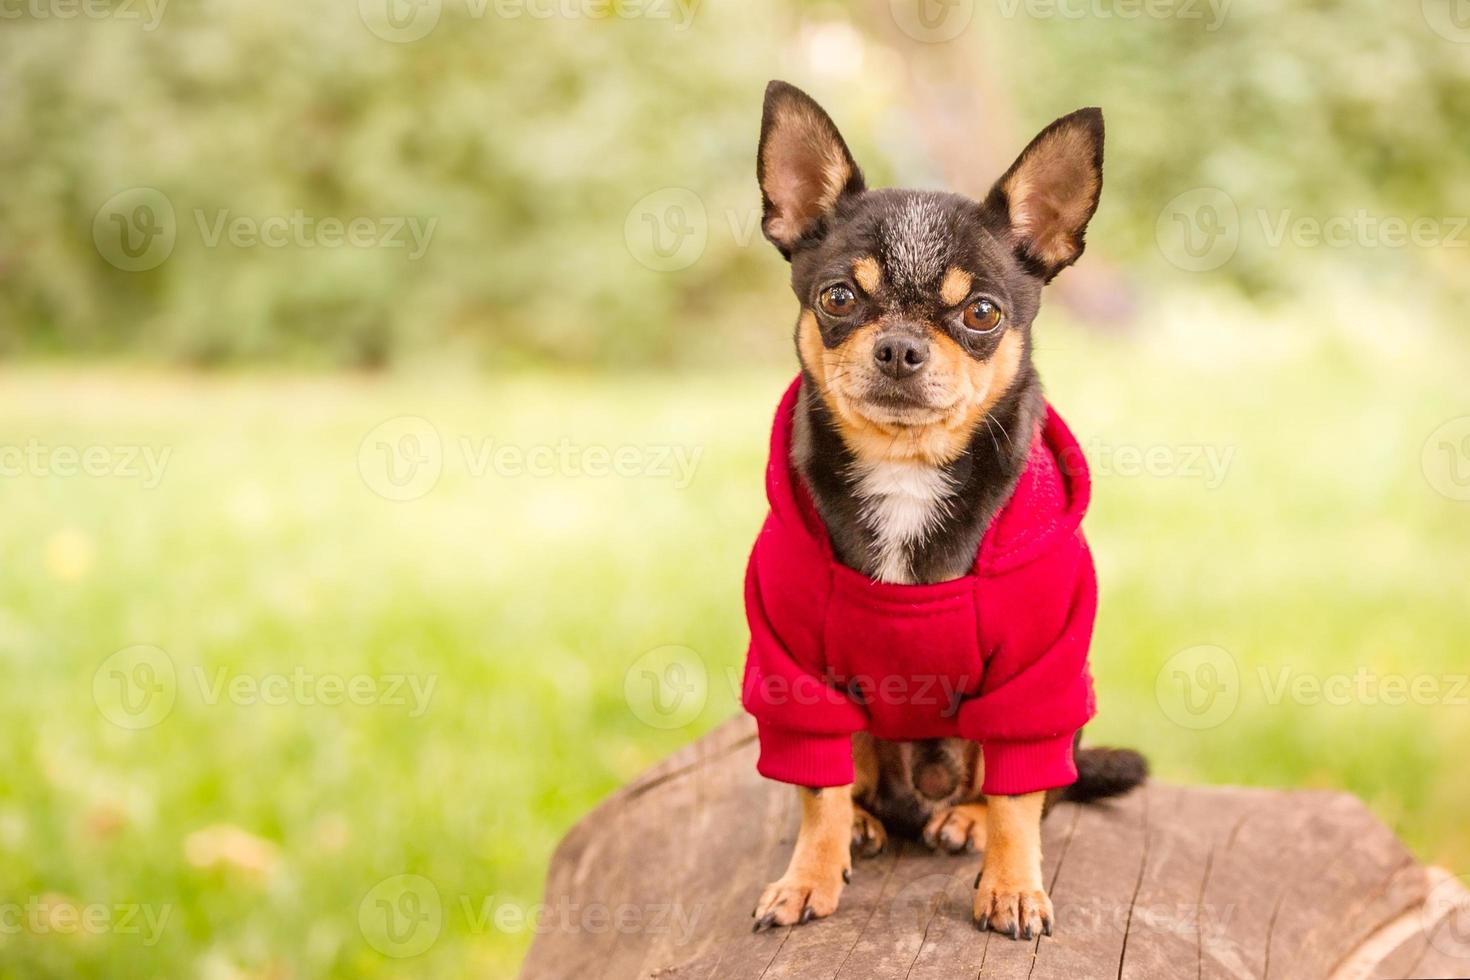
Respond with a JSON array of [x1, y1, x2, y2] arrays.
[[742, 378, 1098, 797]]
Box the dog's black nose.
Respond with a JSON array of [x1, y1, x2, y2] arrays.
[[872, 333, 929, 379]]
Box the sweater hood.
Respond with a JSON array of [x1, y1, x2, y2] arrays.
[[764, 375, 1091, 579]]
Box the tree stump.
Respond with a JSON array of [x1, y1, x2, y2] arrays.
[[519, 717, 1470, 979]]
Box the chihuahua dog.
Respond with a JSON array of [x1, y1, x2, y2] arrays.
[[742, 81, 1146, 941]]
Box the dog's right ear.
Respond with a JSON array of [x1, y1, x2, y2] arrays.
[[757, 80, 865, 259]]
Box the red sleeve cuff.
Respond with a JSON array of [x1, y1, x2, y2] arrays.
[[981, 735, 1077, 796], [754, 722, 854, 787]]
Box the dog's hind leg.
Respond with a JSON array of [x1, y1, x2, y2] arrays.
[[850, 733, 887, 857]]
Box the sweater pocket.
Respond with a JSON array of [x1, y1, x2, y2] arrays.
[[821, 572, 984, 741]]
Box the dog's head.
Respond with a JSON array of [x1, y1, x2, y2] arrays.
[[757, 80, 1103, 466]]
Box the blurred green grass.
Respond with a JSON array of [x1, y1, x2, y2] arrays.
[[1, 307, 1468, 978]]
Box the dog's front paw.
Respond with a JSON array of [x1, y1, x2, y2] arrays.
[[921, 803, 988, 854], [974, 873, 1052, 940], [752, 867, 846, 932]]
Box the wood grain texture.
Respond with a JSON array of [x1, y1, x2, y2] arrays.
[[517, 717, 1470, 980]]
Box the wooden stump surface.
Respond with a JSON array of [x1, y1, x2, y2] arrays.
[[518, 717, 1470, 979]]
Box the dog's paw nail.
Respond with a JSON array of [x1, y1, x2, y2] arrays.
[[753, 913, 776, 933], [1007, 923, 1019, 941], [1021, 923, 1034, 941], [976, 914, 989, 932], [842, 868, 852, 883], [799, 906, 814, 925], [1042, 918, 1053, 937], [974, 871, 982, 889]]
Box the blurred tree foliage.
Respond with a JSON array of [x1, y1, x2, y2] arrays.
[[1, 0, 1466, 368]]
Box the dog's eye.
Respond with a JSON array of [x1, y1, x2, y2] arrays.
[[819, 284, 857, 317], [962, 298, 1003, 333]]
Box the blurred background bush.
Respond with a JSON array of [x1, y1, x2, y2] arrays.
[[5, 0, 1470, 367], [3, 1, 1470, 978]]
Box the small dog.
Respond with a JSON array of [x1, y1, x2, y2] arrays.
[[742, 81, 1146, 940]]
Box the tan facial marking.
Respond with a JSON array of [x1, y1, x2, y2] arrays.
[[940, 267, 972, 307], [852, 256, 882, 295], [797, 309, 827, 387], [799, 315, 1024, 467]]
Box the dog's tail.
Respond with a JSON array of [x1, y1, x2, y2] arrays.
[[1059, 746, 1149, 803]]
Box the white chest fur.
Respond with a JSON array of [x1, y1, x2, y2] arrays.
[[852, 460, 953, 585]]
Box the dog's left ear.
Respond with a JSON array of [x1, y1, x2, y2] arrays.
[[757, 80, 866, 259], [986, 108, 1104, 281]]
